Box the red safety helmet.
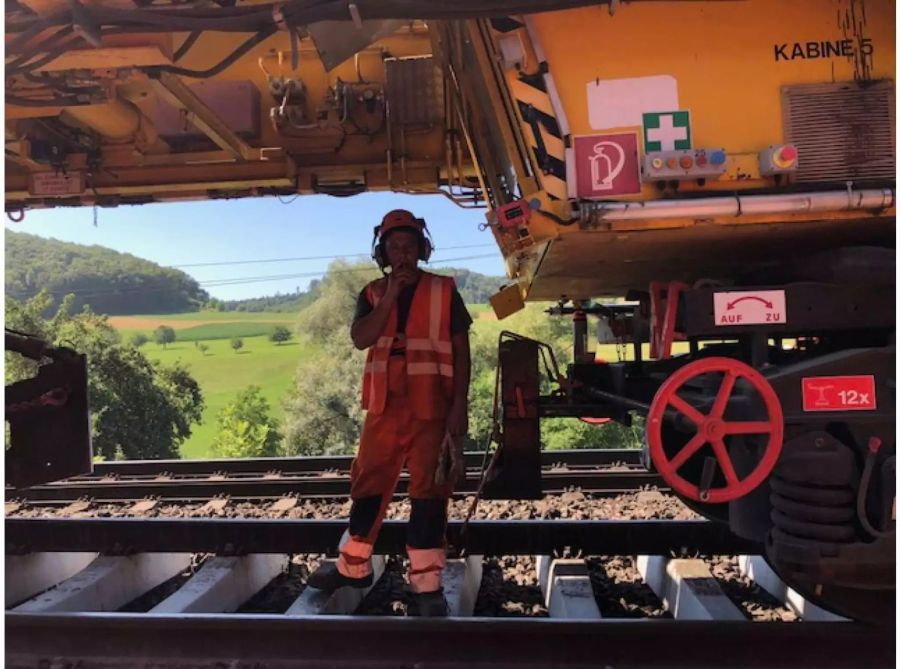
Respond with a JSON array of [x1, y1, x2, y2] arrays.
[[372, 209, 433, 268]]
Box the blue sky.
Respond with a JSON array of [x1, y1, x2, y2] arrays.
[[5, 192, 506, 300]]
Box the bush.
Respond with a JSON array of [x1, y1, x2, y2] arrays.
[[154, 325, 176, 349], [230, 337, 244, 353], [130, 332, 149, 348], [269, 325, 292, 345], [211, 386, 281, 458]]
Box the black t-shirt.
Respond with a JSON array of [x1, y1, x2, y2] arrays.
[[353, 278, 473, 336]]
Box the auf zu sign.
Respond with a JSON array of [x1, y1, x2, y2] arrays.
[[713, 290, 787, 326]]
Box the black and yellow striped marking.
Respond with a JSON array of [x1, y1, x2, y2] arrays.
[[508, 68, 568, 201]]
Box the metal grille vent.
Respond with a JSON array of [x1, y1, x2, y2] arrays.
[[384, 55, 444, 126], [782, 81, 895, 183]]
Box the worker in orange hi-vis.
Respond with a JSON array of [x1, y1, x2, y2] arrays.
[[306, 209, 472, 617]]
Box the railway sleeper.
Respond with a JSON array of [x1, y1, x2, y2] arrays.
[[12, 553, 192, 613], [636, 555, 745, 621], [7, 549, 857, 623], [738, 555, 848, 622], [537, 556, 603, 620]]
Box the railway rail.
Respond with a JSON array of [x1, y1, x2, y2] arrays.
[[6, 453, 890, 668], [8, 614, 889, 669], [6, 517, 890, 669], [6, 517, 753, 555], [83, 448, 644, 477], [8, 449, 661, 503]]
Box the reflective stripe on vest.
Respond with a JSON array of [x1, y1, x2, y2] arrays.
[[360, 272, 455, 419]]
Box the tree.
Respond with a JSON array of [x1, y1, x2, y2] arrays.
[[211, 386, 281, 458], [5, 291, 204, 460], [154, 325, 176, 349], [269, 325, 292, 345], [282, 327, 366, 456], [198, 342, 210, 356], [230, 337, 243, 353], [283, 260, 378, 455], [130, 332, 149, 348], [295, 259, 380, 342]]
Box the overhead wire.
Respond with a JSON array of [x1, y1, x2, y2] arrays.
[[171, 244, 496, 268], [12, 253, 501, 299], [195, 253, 499, 286]]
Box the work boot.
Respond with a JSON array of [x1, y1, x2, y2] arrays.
[[306, 562, 373, 591], [408, 589, 449, 617]]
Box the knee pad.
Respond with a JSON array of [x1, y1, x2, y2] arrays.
[[408, 498, 448, 548], [349, 495, 383, 538]]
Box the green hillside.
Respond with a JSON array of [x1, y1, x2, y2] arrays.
[[5, 231, 208, 315]]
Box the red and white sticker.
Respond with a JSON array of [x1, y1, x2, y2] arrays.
[[801, 375, 877, 412], [713, 290, 786, 326], [28, 172, 84, 197], [572, 133, 641, 198]]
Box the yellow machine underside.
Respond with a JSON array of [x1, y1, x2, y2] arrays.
[[5, 0, 896, 302]]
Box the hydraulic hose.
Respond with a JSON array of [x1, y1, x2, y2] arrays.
[[173, 30, 203, 62], [6, 19, 59, 52], [5, 26, 75, 74], [856, 437, 894, 539], [156, 28, 276, 78]]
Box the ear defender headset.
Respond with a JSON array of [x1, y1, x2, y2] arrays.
[[371, 209, 434, 270]]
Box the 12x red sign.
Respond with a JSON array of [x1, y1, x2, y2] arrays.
[[801, 375, 877, 412]]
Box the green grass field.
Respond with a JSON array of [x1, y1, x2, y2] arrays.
[[111, 312, 307, 458], [110, 311, 295, 344], [141, 333, 319, 458], [124, 311, 297, 322], [155, 322, 289, 342]]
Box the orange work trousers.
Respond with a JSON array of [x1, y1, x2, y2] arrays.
[[337, 356, 454, 593]]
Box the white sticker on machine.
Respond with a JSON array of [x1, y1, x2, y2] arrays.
[[713, 290, 787, 326], [28, 171, 85, 197], [586, 75, 678, 130]]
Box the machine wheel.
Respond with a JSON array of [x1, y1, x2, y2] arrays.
[[647, 357, 784, 504]]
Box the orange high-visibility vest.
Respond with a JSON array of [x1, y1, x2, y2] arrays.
[[361, 272, 455, 420]]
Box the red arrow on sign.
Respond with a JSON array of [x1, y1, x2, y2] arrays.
[[727, 295, 774, 310]]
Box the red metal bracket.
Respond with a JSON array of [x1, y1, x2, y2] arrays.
[[649, 280, 689, 359]]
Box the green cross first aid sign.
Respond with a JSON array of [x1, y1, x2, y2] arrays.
[[643, 111, 691, 152]]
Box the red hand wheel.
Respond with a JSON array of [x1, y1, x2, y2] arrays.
[[647, 357, 784, 504]]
